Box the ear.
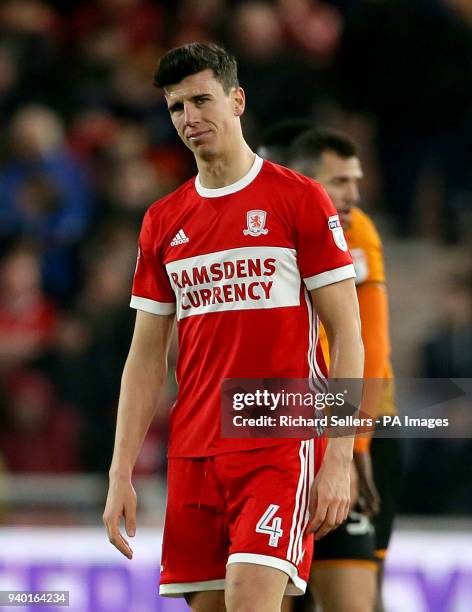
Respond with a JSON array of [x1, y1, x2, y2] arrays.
[[231, 86, 245, 117]]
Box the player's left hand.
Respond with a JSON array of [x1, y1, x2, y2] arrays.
[[306, 448, 350, 540], [103, 476, 137, 559]]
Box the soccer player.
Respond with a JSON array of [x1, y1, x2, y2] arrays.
[[288, 128, 400, 612], [103, 43, 364, 612]]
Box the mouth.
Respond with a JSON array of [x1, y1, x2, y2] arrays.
[[339, 214, 351, 231], [187, 130, 211, 141], [338, 209, 351, 227]]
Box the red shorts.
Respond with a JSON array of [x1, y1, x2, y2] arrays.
[[159, 438, 326, 597]]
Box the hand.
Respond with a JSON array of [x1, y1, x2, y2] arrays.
[[353, 451, 380, 517], [306, 451, 350, 540], [103, 476, 137, 559]]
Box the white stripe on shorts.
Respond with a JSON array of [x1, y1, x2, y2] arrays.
[[297, 439, 315, 564], [291, 441, 310, 564], [287, 440, 308, 563]]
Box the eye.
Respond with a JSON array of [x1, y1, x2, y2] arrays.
[[169, 103, 183, 115]]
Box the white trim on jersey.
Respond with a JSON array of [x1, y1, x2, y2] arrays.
[[227, 553, 307, 596], [159, 578, 225, 597], [303, 263, 356, 291], [303, 288, 326, 385], [130, 295, 176, 315], [304, 289, 316, 384], [195, 155, 264, 198], [304, 289, 329, 438]]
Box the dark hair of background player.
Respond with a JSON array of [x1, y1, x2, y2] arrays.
[[153, 42, 239, 93], [258, 119, 313, 165], [289, 127, 358, 175]]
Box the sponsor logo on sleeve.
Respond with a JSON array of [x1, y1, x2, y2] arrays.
[[328, 215, 348, 251]]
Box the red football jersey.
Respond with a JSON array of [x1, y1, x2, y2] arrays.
[[131, 156, 355, 457]]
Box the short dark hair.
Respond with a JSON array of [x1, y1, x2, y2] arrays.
[[288, 127, 358, 175], [153, 42, 239, 93], [258, 119, 313, 164]]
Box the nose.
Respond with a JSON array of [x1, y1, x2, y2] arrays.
[[183, 102, 198, 126], [346, 182, 360, 204]]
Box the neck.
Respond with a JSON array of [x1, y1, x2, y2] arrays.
[[196, 139, 255, 189]]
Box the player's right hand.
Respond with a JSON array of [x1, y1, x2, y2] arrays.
[[306, 454, 351, 539], [103, 477, 137, 559]]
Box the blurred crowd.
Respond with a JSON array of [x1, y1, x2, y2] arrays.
[[0, 0, 471, 514]]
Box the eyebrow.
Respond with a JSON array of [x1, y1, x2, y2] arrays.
[[331, 173, 364, 181], [168, 93, 212, 113], [168, 100, 183, 113]]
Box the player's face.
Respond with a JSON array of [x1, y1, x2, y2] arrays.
[[314, 152, 363, 230], [165, 69, 245, 160]]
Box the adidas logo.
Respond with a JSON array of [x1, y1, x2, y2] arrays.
[[170, 229, 189, 246]]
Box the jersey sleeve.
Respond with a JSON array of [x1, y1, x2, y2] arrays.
[[350, 210, 386, 285], [296, 182, 355, 290], [130, 209, 176, 315], [364, 216, 385, 284]]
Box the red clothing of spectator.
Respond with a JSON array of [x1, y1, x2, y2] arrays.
[[0, 370, 80, 473], [0, 295, 56, 363], [0, 246, 57, 367], [69, 0, 164, 51]]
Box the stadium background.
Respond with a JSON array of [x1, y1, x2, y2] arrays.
[[0, 0, 471, 610]]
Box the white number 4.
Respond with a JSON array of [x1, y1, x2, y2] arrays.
[[256, 504, 283, 547]]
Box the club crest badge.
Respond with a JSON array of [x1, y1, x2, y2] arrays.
[[243, 210, 269, 237], [328, 215, 348, 251]]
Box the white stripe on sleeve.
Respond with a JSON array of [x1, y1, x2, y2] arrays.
[[304, 264, 356, 291], [130, 295, 176, 315]]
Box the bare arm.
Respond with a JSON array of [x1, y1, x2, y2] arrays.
[[307, 278, 364, 538], [103, 310, 174, 558], [352, 281, 388, 514]]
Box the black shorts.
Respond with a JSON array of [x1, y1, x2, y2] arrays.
[[313, 511, 376, 562], [294, 513, 376, 612], [311, 434, 402, 564], [370, 434, 403, 557]]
